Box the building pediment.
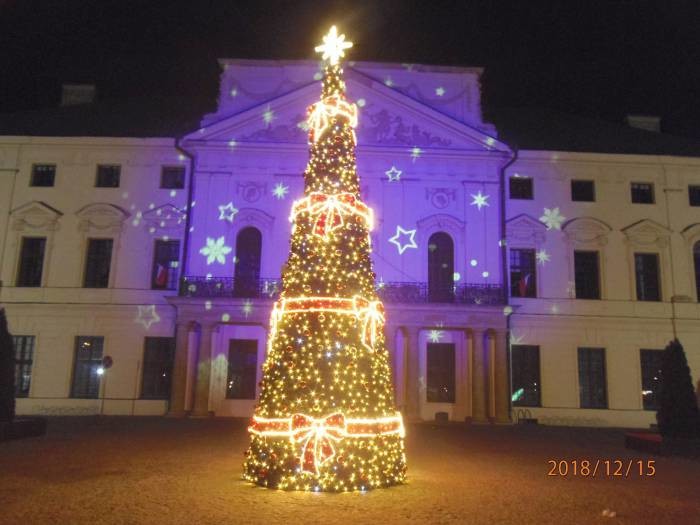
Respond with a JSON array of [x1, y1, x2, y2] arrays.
[[184, 73, 509, 153], [10, 200, 63, 231], [506, 214, 547, 245], [562, 217, 612, 246], [621, 219, 670, 247], [142, 204, 186, 231], [75, 203, 130, 233]]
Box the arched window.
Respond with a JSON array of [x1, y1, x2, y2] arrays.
[[233, 227, 262, 297], [428, 232, 454, 302], [694, 241, 700, 301]]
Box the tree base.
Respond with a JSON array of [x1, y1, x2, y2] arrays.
[[243, 434, 407, 492]]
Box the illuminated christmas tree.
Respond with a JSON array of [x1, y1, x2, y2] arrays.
[[243, 26, 407, 492]]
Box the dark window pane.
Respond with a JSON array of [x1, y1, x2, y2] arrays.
[[640, 349, 663, 410], [71, 336, 104, 398], [233, 227, 262, 297], [12, 335, 35, 397], [151, 240, 180, 290], [96, 165, 121, 187], [510, 248, 537, 298], [84, 239, 113, 288], [631, 183, 654, 204], [16, 237, 46, 287], [160, 166, 185, 189], [578, 348, 607, 409], [427, 232, 454, 302], [509, 177, 533, 199], [634, 253, 661, 301], [427, 342, 455, 403], [30, 164, 56, 187], [574, 250, 600, 299], [571, 180, 595, 202], [226, 339, 258, 399], [689, 185, 700, 206], [141, 337, 175, 399], [511, 345, 541, 407]]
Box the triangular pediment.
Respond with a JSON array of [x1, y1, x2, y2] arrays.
[[562, 217, 612, 245], [75, 203, 130, 232], [10, 200, 63, 231], [184, 71, 510, 153], [506, 214, 547, 244]]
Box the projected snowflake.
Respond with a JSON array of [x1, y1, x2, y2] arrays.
[[200, 236, 232, 265], [540, 207, 566, 230], [536, 249, 551, 265], [272, 182, 290, 199]]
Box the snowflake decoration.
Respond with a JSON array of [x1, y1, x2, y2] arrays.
[[199, 236, 232, 265], [539, 207, 566, 230], [242, 300, 253, 318], [536, 249, 551, 265], [428, 330, 444, 343], [510, 332, 524, 345], [389, 226, 418, 254], [385, 166, 402, 182], [135, 305, 160, 330], [272, 182, 289, 200], [410, 146, 422, 162], [218, 202, 239, 223], [470, 191, 490, 210], [435, 87, 445, 96], [314, 25, 353, 65], [262, 105, 275, 126]]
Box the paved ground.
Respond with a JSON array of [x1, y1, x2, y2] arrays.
[[0, 417, 698, 525]]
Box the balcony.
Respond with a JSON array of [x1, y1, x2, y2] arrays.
[[179, 276, 505, 305]]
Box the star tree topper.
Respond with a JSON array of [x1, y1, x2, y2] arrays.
[[315, 26, 353, 65]]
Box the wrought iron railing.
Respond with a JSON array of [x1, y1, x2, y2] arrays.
[[179, 276, 505, 305]]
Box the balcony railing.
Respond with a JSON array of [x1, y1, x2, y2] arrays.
[[179, 276, 505, 305]]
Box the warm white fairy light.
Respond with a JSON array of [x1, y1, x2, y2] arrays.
[[314, 25, 353, 65]]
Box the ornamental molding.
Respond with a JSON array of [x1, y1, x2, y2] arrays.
[[237, 181, 267, 203], [425, 188, 457, 209], [416, 213, 465, 238], [75, 203, 130, 233], [562, 217, 612, 247], [142, 204, 186, 232], [10, 200, 63, 231], [681, 222, 700, 243], [235, 207, 275, 232], [358, 107, 452, 148], [506, 214, 547, 245], [621, 219, 671, 248]]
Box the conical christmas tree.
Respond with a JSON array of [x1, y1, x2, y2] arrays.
[[243, 26, 407, 492]]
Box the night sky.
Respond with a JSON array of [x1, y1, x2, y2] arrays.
[[1, 0, 699, 137]]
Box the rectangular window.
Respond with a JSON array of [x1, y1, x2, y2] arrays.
[[160, 166, 185, 189], [16, 237, 46, 287], [83, 239, 113, 288], [640, 349, 663, 411], [13, 335, 35, 398], [631, 182, 654, 204], [510, 248, 537, 298], [226, 339, 258, 399], [71, 336, 104, 398], [634, 253, 661, 301], [574, 250, 601, 299], [426, 342, 455, 403], [509, 176, 533, 200], [511, 345, 541, 407], [95, 164, 121, 188], [571, 180, 595, 202], [689, 185, 700, 207], [578, 347, 607, 409], [30, 164, 56, 187], [141, 337, 175, 399], [151, 239, 180, 290]]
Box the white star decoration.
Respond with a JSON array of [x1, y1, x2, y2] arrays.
[[428, 330, 444, 343], [135, 305, 160, 330], [389, 226, 418, 254], [262, 105, 275, 126], [218, 202, 239, 223], [435, 87, 445, 96], [510, 332, 524, 345], [314, 25, 353, 65], [536, 249, 551, 265], [539, 207, 566, 230], [272, 182, 289, 199], [242, 300, 254, 318], [199, 236, 232, 265], [410, 147, 422, 162], [385, 166, 402, 182], [470, 191, 490, 210]]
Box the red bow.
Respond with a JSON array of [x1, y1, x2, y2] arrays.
[[291, 412, 346, 474]]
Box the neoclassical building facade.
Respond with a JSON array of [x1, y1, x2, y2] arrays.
[[1, 59, 699, 427]]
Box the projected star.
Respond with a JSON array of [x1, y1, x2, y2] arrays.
[[135, 305, 160, 330], [314, 25, 353, 65], [410, 146, 422, 162], [262, 105, 275, 126], [470, 191, 490, 210], [242, 300, 254, 318], [385, 166, 402, 182], [272, 182, 290, 199], [539, 207, 566, 230], [428, 329, 444, 343], [536, 249, 551, 265], [510, 332, 524, 345], [389, 226, 418, 254], [218, 202, 239, 223], [200, 236, 232, 265], [435, 87, 445, 96]]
